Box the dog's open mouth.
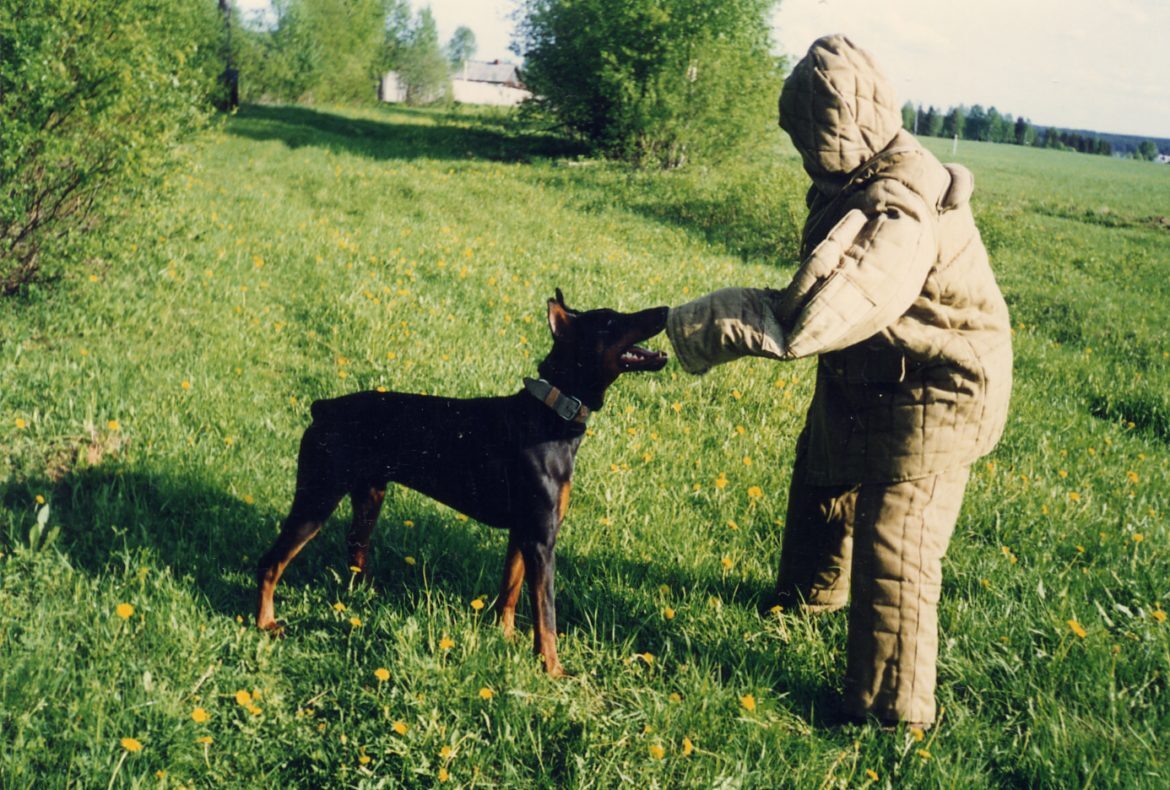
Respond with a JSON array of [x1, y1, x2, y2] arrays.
[[620, 344, 669, 372]]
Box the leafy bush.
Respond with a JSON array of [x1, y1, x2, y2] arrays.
[[516, 0, 781, 167], [0, 0, 221, 293]]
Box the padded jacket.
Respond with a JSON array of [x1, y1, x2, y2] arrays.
[[666, 35, 1013, 484]]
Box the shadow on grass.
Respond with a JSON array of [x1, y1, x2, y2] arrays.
[[2, 462, 832, 723], [226, 104, 586, 163]]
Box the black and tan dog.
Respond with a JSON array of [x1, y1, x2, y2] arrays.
[[256, 290, 668, 676]]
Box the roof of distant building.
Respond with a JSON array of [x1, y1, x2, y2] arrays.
[[458, 60, 523, 87]]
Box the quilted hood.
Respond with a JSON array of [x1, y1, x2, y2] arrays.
[[778, 35, 902, 190]]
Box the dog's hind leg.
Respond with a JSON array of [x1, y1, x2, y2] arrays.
[[256, 488, 343, 632], [347, 485, 386, 575]]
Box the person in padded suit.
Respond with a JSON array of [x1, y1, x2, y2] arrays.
[[665, 35, 1013, 728]]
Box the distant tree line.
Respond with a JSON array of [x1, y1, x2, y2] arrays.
[[902, 101, 1165, 160]]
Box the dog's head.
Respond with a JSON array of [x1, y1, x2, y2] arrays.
[[539, 288, 668, 407]]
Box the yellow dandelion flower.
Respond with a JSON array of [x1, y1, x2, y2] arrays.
[[866, 769, 879, 781], [637, 652, 654, 665], [403, 519, 414, 527], [470, 598, 486, 611], [108, 420, 121, 432], [1068, 619, 1087, 638], [197, 736, 213, 745], [243, 494, 254, 505], [404, 556, 417, 566], [917, 749, 931, 760], [247, 703, 262, 716], [120, 737, 143, 752], [1152, 609, 1166, 624], [731, 389, 743, 400], [115, 603, 135, 620], [980, 578, 991, 589], [235, 689, 252, 706], [663, 607, 675, 620], [36, 494, 45, 505], [671, 402, 682, 413], [392, 720, 409, 735], [358, 754, 371, 765], [714, 474, 729, 490], [439, 636, 455, 650], [438, 767, 450, 783], [1126, 470, 1139, 484], [333, 601, 346, 612], [742, 455, 752, 466], [1132, 533, 1144, 543], [669, 692, 682, 703], [649, 744, 666, 760], [721, 556, 734, 571], [181, 379, 191, 390], [682, 736, 694, 757], [740, 694, 756, 712], [349, 616, 362, 628], [1068, 491, 1081, 503], [349, 565, 362, 574], [747, 486, 763, 500], [15, 417, 27, 429], [478, 687, 494, 700], [374, 667, 390, 682], [910, 726, 925, 741], [439, 745, 453, 759], [191, 707, 209, 723], [735, 425, 746, 435]]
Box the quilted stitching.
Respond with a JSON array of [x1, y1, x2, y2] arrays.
[[779, 35, 902, 181]]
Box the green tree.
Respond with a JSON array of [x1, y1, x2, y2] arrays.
[[942, 106, 965, 139], [446, 25, 477, 71], [299, 0, 389, 103], [901, 101, 916, 132], [235, 0, 395, 104], [1013, 116, 1035, 146], [985, 107, 1004, 143], [965, 105, 986, 141], [1136, 140, 1158, 161], [397, 7, 450, 104], [0, 0, 221, 293], [923, 105, 943, 137], [516, 0, 780, 167]]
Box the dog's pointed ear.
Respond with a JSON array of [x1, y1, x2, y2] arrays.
[[547, 293, 574, 340]]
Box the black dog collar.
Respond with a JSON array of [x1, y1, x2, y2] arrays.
[[523, 377, 590, 424]]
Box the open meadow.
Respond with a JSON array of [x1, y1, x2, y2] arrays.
[[1, 104, 1168, 787]]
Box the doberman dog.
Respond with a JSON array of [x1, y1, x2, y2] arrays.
[[255, 290, 668, 677]]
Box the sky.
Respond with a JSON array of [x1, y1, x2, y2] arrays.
[[233, 0, 1170, 139]]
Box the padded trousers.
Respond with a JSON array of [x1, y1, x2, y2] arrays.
[[772, 444, 971, 725]]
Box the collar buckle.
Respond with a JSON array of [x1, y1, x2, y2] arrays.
[[524, 377, 589, 424]]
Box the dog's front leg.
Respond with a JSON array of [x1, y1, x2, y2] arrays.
[[496, 533, 526, 639], [520, 537, 567, 678]]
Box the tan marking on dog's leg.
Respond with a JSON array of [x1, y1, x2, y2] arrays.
[[497, 536, 525, 638], [557, 481, 572, 523]]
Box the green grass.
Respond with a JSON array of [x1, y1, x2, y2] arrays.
[[1, 103, 1168, 787]]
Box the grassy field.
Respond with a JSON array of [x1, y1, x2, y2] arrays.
[[1, 103, 1168, 787]]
